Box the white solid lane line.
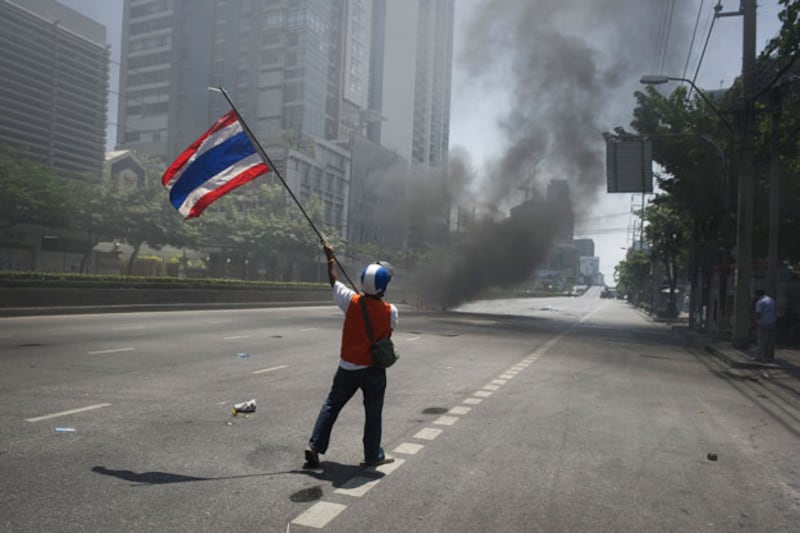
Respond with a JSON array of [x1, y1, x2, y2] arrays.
[[87, 347, 135, 355], [26, 403, 112, 423]]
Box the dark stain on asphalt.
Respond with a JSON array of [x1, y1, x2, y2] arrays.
[[422, 407, 448, 415], [18, 343, 43, 347], [290, 485, 323, 502], [639, 354, 674, 361]]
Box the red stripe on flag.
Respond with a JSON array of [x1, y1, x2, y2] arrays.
[[185, 163, 270, 219], [161, 111, 239, 187]]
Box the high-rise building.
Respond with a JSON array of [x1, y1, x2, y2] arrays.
[[117, 0, 454, 241], [0, 0, 108, 178], [118, 0, 354, 235], [377, 0, 453, 167], [574, 238, 595, 258], [118, 0, 381, 157]]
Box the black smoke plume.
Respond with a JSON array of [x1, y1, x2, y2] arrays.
[[415, 0, 695, 308]]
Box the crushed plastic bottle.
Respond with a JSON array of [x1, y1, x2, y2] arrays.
[[232, 399, 256, 415], [238, 352, 250, 359]]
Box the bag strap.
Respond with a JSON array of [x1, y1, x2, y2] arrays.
[[359, 296, 375, 343]]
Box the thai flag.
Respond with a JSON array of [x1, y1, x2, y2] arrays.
[[161, 111, 270, 219]]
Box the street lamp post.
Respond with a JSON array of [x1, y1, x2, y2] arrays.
[[639, 75, 734, 136]]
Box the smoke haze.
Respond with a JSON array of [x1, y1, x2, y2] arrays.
[[418, 0, 696, 307]]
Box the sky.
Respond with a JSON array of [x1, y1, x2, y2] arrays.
[[59, 0, 784, 281]]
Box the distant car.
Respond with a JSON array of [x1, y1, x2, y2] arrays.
[[601, 288, 617, 299]]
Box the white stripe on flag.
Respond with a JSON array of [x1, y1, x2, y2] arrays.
[[177, 153, 263, 217], [165, 121, 244, 189]]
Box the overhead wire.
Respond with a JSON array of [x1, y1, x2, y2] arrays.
[[653, 0, 672, 73], [682, 0, 706, 79], [658, 0, 678, 74], [689, 1, 719, 98]]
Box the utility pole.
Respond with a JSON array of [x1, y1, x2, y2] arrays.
[[767, 87, 781, 298], [731, 0, 757, 348]]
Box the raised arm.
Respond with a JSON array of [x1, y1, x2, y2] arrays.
[[323, 243, 338, 287]]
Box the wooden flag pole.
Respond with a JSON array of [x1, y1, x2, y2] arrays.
[[211, 86, 357, 290]]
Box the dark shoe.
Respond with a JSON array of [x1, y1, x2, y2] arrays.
[[304, 448, 320, 468], [364, 455, 394, 467]]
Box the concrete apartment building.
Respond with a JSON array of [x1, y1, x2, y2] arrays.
[[117, 0, 454, 247], [0, 0, 109, 178]]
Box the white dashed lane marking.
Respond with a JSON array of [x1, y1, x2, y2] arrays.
[[414, 427, 443, 440], [335, 477, 381, 498], [334, 459, 406, 498], [291, 501, 348, 528], [87, 347, 135, 355], [223, 335, 250, 340], [433, 415, 459, 426], [252, 365, 288, 375], [286, 315, 597, 529], [394, 442, 424, 455], [26, 403, 112, 423]]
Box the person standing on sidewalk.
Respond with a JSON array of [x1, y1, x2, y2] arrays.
[[304, 242, 398, 468], [755, 289, 777, 362]]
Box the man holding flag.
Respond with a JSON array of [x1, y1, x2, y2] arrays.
[[162, 90, 393, 469], [304, 242, 398, 468]]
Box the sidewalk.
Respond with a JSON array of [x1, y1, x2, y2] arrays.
[[635, 306, 800, 380], [681, 326, 800, 380]]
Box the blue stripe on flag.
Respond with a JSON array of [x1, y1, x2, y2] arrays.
[[168, 131, 257, 209]]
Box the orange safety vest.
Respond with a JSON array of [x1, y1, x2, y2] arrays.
[[340, 294, 393, 366]]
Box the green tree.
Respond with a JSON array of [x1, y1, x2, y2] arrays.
[[643, 202, 688, 318], [92, 153, 195, 274], [752, 0, 800, 269], [631, 84, 732, 323], [614, 249, 651, 307], [192, 182, 341, 281], [0, 147, 88, 230]]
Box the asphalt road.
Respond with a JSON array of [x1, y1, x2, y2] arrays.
[[1, 287, 799, 532]]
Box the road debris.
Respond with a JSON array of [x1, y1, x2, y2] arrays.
[[232, 399, 256, 415]]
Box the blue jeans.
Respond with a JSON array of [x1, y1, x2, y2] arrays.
[[309, 366, 387, 463]]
